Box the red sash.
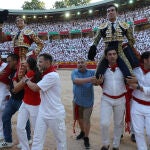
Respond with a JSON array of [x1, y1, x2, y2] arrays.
[[133, 96, 150, 106], [103, 92, 125, 99]]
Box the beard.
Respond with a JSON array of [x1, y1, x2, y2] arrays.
[[38, 65, 47, 73]]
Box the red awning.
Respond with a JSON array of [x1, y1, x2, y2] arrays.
[[60, 31, 69, 35], [134, 18, 148, 25], [38, 32, 48, 35], [82, 28, 92, 33]]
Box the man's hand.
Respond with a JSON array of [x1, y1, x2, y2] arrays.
[[129, 83, 143, 91], [22, 76, 28, 83], [90, 76, 97, 85], [126, 74, 138, 85], [0, 70, 5, 76], [129, 83, 138, 90], [96, 75, 104, 85]]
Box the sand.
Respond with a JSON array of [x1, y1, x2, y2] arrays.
[[9, 70, 136, 150]]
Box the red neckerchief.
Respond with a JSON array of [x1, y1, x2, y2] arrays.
[[109, 64, 118, 72], [0, 61, 3, 66], [140, 65, 150, 74], [42, 66, 56, 77]]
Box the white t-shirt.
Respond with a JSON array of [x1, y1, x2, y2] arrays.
[[37, 72, 65, 119]]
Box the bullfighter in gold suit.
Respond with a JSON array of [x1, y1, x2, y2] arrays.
[[0, 14, 43, 80], [88, 5, 140, 78]]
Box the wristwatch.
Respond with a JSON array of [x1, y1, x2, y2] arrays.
[[136, 83, 141, 90], [25, 78, 29, 83]]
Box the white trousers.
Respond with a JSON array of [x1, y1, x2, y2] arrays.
[[131, 100, 150, 150], [31, 114, 67, 150], [0, 100, 8, 139], [0, 82, 10, 139], [0, 112, 3, 139], [100, 95, 125, 148], [17, 102, 39, 150]]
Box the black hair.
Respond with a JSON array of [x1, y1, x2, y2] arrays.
[[104, 41, 118, 56], [15, 16, 26, 24], [27, 57, 41, 83], [39, 53, 53, 63], [0, 10, 9, 23], [141, 51, 150, 61], [107, 4, 118, 12], [104, 47, 118, 56], [7, 53, 19, 62]]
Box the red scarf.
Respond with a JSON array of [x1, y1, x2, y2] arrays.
[[109, 64, 118, 72], [42, 66, 56, 77], [141, 65, 150, 74]]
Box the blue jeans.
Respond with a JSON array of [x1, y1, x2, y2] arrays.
[[2, 97, 31, 143]]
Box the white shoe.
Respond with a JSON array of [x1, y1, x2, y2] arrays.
[[0, 138, 4, 142], [17, 139, 32, 149], [28, 139, 32, 145], [0, 141, 13, 148]]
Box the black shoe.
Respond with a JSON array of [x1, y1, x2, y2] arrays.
[[84, 137, 90, 149], [131, 134, 136, 143], [112, 148, 119, 150], [101, 145, 109, 150], [121, 134, 123, 139], [120, 134, 123, 142], [76, 131, 85, 140]]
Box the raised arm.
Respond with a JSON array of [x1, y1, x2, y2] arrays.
[[30, 33, 44, 56], [13, 80, 25, 93], [0, 10, 9, 43]]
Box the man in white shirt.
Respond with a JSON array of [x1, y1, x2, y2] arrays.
[[126, 51, 150, 150], [98, 46, 126, 150], [22, 53, 67, 150]]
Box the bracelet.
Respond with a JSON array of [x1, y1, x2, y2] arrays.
[[25, 78, 29, 83]]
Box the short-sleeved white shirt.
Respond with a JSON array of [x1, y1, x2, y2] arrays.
[[37, 72, 65, 119]]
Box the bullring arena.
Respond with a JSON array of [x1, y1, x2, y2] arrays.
[[0, 0, 150, 149]]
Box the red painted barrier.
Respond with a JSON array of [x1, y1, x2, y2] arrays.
[[58, 63, 96, 69]]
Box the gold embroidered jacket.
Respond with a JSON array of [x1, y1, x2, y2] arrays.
[[93, 21, 136, 72]]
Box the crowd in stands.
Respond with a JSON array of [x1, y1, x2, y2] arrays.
[[42, 37, 104, 62], [134, 29, 150, 53], [0, 29, 149, 62], [0, 6, 149, 61], [2, 6, 149, 33]]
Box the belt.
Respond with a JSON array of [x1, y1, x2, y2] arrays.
[[103, 92, 125, 99], [133, 96, 150, 106]]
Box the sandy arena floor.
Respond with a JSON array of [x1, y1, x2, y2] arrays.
[[8, 70, 137, 150]]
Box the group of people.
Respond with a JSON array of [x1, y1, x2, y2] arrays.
[[72, 50, 150, 150], [0, 53, 67, 150], [0, 15, 67, 150], [0, 3, 149, 150], [72, 4, 150, 150]]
